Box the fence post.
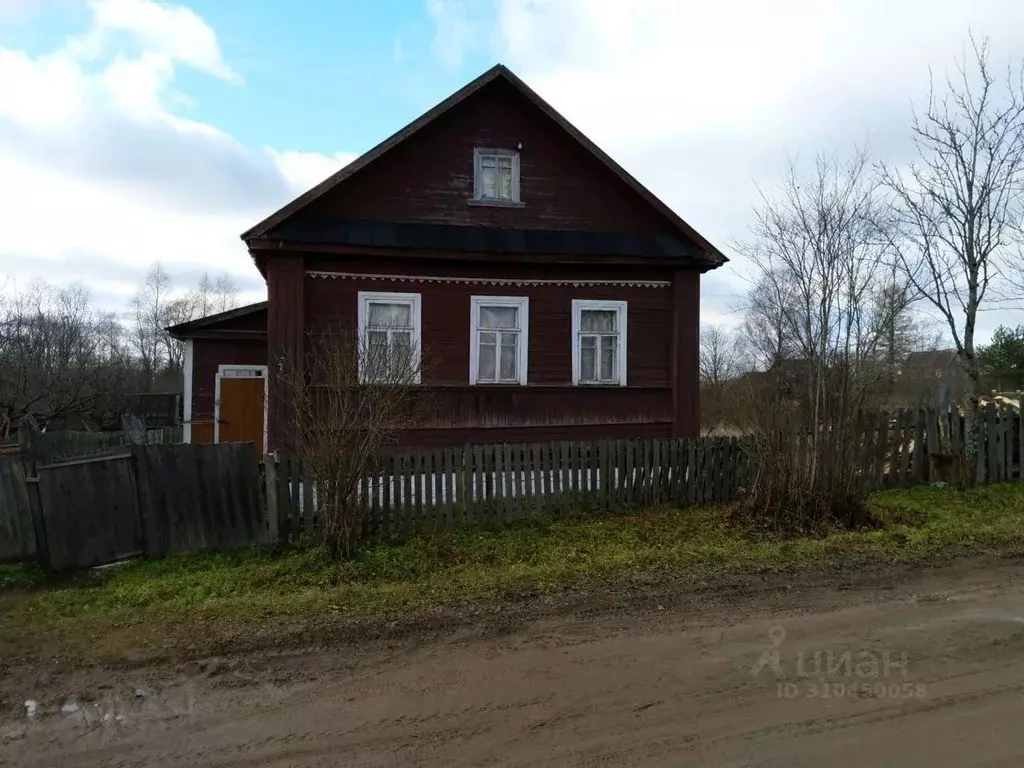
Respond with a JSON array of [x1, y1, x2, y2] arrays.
[[18, 416, 51, 571], [265, 454, 280, 544], [1018, 408, 1024, 482]]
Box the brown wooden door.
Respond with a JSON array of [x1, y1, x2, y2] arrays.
[[218, 377, 265, 457]]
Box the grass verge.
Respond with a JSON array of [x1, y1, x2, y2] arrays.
[[2, 482, 1024, 663]]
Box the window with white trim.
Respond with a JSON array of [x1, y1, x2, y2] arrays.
[[470, 295, 528, 384], [357, 291, 422, 383], [572, 299, 627, 386], [473, 148, 520, 203]]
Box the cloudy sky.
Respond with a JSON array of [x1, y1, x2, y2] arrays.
[[1, 0, 1023, 336]]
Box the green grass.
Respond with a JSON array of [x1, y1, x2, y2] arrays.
[[3, 482, 1024, 663]]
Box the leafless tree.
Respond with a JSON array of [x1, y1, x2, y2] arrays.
[[699, 325, 747, 435], [739, 150, 898, 415], [739, 270, 798, 370], [129, 263, 172, 385], [0, 283, 127, 437], [880, 37, 1024, 462], [278, 323, 431, 558], [734, 149, 901, 531], [162, 273, 240, 373], [194, 272, 239, 317], [699, 325, 743, 385]]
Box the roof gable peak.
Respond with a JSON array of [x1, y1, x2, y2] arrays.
[[242, 64, 725, 265]]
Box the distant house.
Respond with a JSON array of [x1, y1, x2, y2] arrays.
[[169, 64, 727, 454], [168, 303, 267, 451], [903, 349, 963, 379], [900, 349, 968, 404]]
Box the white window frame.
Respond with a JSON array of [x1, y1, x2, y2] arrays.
[[571, 299, 628, 386], [472, 147, 521, 204], [357, 291, 422, 383], [469, 295, 529, 385]]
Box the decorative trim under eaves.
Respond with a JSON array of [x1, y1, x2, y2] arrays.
[[306, 271, 671, 288]]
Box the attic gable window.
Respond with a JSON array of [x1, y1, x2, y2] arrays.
[[472, 148, 522, 206]]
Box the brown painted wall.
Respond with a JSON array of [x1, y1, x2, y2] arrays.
[[284, 254, 682, 447], [190, 338, 267, 424], [399, 421, 671, 448], [305, 271, 672, 388], [266, 255, 304, 447], [292, 78, 678, 236]]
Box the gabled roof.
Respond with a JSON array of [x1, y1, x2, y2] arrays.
[[242, 63, 726, 265], [166, 302, 267, 339], [905, 349, 961, 366]]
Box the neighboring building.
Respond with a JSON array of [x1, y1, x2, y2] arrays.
[[172, 63, 726, 452], [900, 349, 968, 405], [168, 303, 267, 454]]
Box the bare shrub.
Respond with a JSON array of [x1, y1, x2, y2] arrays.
[[278, 322, 430, 559], [733, 372, 878, 535]]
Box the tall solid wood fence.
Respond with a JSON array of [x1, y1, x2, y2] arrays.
[[0, 454, 34, 563], [5, 430, 264, 571]]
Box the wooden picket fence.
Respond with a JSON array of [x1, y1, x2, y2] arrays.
[[265, 437, 751, 538], [264, 405, 1024, 541]]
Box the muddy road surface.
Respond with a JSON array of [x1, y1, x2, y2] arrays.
[[5, 560, 1024, 766]]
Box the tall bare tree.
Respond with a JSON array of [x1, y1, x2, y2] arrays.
[[129, 263, 172, 385], [739, 150, 897, 421], [699, 325, 743, 386], [699, 325, 746, 435], [734, 149, 904, 530], [160, 273, 240, 373], [880, 37, 1024, 460]]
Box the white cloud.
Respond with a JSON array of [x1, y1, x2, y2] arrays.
[[427, 0, 492, 70], [428, 0, 1024, 336], [0, 0, 352, 309], [266, 149, 358, 192], [69, 0, 238, 82]]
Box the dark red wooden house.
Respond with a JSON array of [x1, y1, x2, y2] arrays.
[[171, 63, 726, 454]]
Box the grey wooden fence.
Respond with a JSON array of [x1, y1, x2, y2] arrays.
[[37, 450, 143, 571], [11, 434, 264, 571], [139, 442, 264, 558], [0, 454, 34, 563], [39, 426, 183, 462]]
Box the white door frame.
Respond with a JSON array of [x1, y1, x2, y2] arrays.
[[182, 339, 194, 443], [214, 364, 269, 453]]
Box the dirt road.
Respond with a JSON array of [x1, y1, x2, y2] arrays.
[[5, 560, 1024, 766]]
